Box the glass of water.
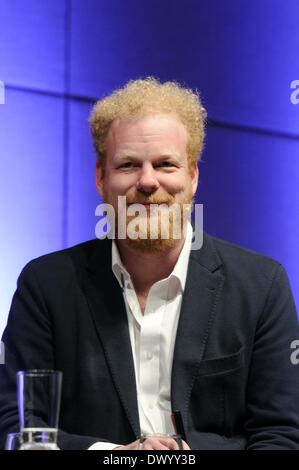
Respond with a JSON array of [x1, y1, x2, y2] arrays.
[[5, 432, 21, 450], [17, 370, 62, 450]]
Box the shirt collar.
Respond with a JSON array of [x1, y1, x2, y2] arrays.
[[112, 222, 193, 293]]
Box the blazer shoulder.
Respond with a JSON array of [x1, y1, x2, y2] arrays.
[[20, 238, 111, 280], [204, 233, 283, 281]]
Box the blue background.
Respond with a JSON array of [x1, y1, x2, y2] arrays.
[[0, 0, 299, 335]]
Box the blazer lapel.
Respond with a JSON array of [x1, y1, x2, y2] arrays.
[[83, 239, 140, 438], [171, 233, 225, 430]]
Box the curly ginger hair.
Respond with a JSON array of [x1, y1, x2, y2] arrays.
[[89, 77, 207, 172]]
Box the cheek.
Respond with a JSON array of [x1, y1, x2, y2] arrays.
[[158, 173, 189, 194], [105, 173, 136, 194]]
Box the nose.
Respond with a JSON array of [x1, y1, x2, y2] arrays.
[[135, 162, 160, 194]]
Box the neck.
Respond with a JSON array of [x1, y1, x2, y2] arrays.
[[116, 238, 186, 294]]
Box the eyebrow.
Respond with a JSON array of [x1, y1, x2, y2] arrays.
[[114, 150, 182, 161], [158, 151, 182, 161], [114, 150, 138, 160]]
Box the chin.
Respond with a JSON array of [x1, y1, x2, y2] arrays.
[[124, 236, 179, 253]]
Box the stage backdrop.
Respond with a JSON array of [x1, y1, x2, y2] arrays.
[[0, 0, 298, 336]]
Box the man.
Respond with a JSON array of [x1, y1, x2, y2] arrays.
[[0, 78, 299, 450]]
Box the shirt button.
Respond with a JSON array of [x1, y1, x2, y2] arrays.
[[146, 352, 153, 360], [148, 403, 154, 409]]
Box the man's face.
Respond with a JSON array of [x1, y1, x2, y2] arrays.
[[96, 113, 198, 251]]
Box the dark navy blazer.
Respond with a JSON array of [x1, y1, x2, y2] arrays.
[[1, 233, 299, 449]]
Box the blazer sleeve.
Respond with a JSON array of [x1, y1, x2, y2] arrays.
[[245, 263, 299, 449], [0, 262, 105, 450]]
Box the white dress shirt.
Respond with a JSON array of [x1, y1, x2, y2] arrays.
[[89, 223, 193, 450]]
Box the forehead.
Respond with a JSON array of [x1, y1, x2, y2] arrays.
[[106, 113, 188, 154]]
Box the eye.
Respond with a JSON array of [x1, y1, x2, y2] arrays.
[[155, 161, 176, 168], [118, 162, 136, 169]]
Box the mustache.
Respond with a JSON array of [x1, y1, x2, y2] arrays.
[[126, 193, 175, 205]]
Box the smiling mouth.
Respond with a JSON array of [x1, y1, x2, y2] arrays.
[[127, 202, 168, 206], [127, 202, 171, 214]]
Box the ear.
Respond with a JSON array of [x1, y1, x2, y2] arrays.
[[191, 163, 199, 196], [95, 164, 104, 198]]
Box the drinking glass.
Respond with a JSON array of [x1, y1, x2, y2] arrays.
[[5, 432, 21, 450], [139, 433, 183, 450], [17, 370, 62, 450]]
